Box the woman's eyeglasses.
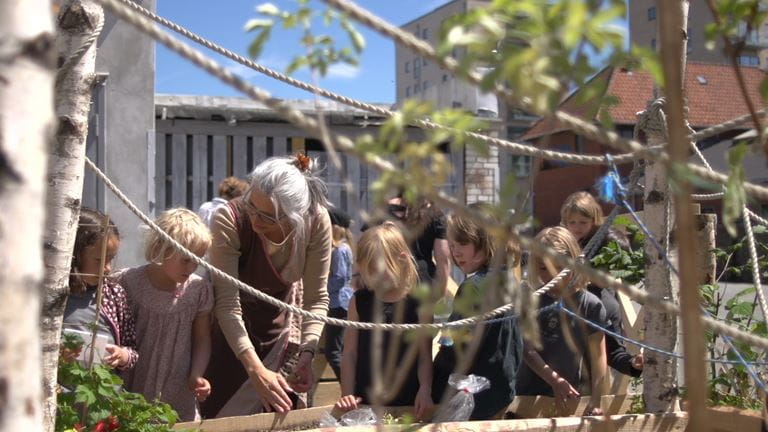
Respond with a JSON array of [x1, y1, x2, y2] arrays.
[[242, 194, 285, 225]]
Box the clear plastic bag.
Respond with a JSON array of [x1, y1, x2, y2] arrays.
[[433, 374, 490, 423], [319, 407, 378, 427]]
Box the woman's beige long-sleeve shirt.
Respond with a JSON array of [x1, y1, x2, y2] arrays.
[[209, 205, 331, 356]]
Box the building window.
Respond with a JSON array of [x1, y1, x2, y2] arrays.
[[405, 61, 410, 73], [421, 28, 428, 40], [423, 57, 428, 67], [405, 86, 410, 97], [738, 55, 760, 66], [452, 101, 462, 108], [422, 81, 429, 91], [648, 7, 656, 21], [510, 155, 531, 178], [650, 38, 656, 51], [414, 82, 420, 93], [442, 74, 448, 82], [414, 57, 421, 70]]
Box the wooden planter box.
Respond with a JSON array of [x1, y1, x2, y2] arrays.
[[175, 397, 762, 432]]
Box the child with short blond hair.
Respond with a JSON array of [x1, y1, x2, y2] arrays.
[[560, 191, 642, 378], [516, 226, 608, 416], [117, 208, 213, 421], [336, 222, 434, 420]]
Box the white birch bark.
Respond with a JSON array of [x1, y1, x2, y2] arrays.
[[41, 2, 103, 430], [0, 0, 55, 430], [640, 108, 680, 413]]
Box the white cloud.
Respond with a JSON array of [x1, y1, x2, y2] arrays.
[[222, 55, 289, 80], [326, 63, 361, 79]]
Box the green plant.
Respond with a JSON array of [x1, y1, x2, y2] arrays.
[[56, 333, 179, 432], [590, 217, 646, 285]]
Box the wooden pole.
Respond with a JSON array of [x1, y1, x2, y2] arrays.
[[658, 1, 709, 430]]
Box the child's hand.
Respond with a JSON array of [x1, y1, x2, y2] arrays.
[[335, 395, 361, 412], [103, 345, 129, 369], [551, 377, 580, 414], [414, 386, 434, 421], [583, 403, 604, 416], [188, 376, 211, 402], [60, 346, 82, 364]]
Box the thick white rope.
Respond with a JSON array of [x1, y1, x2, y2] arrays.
[[92, 0, 768, 350], [320, 0, 768, 202], [114, 0, 640, 167]]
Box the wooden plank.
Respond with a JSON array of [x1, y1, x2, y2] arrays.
[[232, 135, 248, 179], [273, 136, 288, 157], [252, 136, 267, 169], [509, 394, 635, 419], [171, 134, 187, 208], [155, 132, 166, 212], [192, 135, 207, 210], [174, 399, 761, 432], [212, 135, 227, 198]]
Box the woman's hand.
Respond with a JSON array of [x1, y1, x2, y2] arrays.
[[414, 385, 434, 421], [631, 353, 644, 371], [103, 344, 129, 369], [188, 376, 211, 402], [551, 377, 580, 414], [247, 366, 294, 413], [335, 395, 361, 412], [288, 351, 315, 393]]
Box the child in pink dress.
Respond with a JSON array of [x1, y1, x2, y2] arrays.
[[117, 208, 213, 421]]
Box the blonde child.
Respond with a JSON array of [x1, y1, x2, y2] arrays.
[[324, 207, 354, 380], [516, 226, 608, 416], [63, 208, 137, 370], [116, 208, 213, 421], [432, 203, 523, 420], [336, 222, 434, 419], [560, 191, 643, 378]]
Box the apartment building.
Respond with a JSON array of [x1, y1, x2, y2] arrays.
[[629, 0, 768, 68]]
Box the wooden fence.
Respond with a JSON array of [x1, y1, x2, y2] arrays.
[[154, 119, 464, 228]]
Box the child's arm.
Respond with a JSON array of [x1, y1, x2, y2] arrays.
[[188, 312, 212, 402], [337, 299, 361, 412], [585, 332, 607, 416], [414, 330, 435, 420], [522, 343, 579, 413]]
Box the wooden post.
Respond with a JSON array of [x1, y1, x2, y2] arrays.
[[0, 0, 55, 429], [658, 1, 709, 430]]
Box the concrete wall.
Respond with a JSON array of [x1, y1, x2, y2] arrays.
[[83, 0, 156, 268]]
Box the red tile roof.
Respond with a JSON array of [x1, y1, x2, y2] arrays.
[[522, 62, 767, 141]]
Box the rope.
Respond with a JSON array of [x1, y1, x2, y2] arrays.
[[690, 109, 768, 143], [320, 0, 768, 202], [559, 306, 768, 370], [56, 5, 104, 87], [113, 0, 639, 167], [92, 0, 768, 351]]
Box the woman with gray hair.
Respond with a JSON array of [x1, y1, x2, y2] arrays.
[[202, 154, 332, 417]]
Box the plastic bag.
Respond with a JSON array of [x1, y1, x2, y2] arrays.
[[319, 407, 378, 427], [433, 374, 490, 423]]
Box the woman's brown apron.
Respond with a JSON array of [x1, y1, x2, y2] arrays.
[[201, 199, 302, 418]]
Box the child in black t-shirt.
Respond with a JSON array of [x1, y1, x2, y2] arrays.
[[516, 226, 608, 417], [335, 222, 434, 420], [432, 203, 523, 420]]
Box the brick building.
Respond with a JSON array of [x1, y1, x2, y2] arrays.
[[521, 62, 767, 228]]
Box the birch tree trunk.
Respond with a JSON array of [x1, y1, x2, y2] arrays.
[[41, 2, 103, 430], [0, 1, 55, 430]]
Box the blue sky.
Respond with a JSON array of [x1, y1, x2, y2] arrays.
[[156, 0, 455, 103]]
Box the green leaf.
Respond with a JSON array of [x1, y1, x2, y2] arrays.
[[247, 27, 272, 59], [723, 143, 747, 237], [760, 76, 768, 103]]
